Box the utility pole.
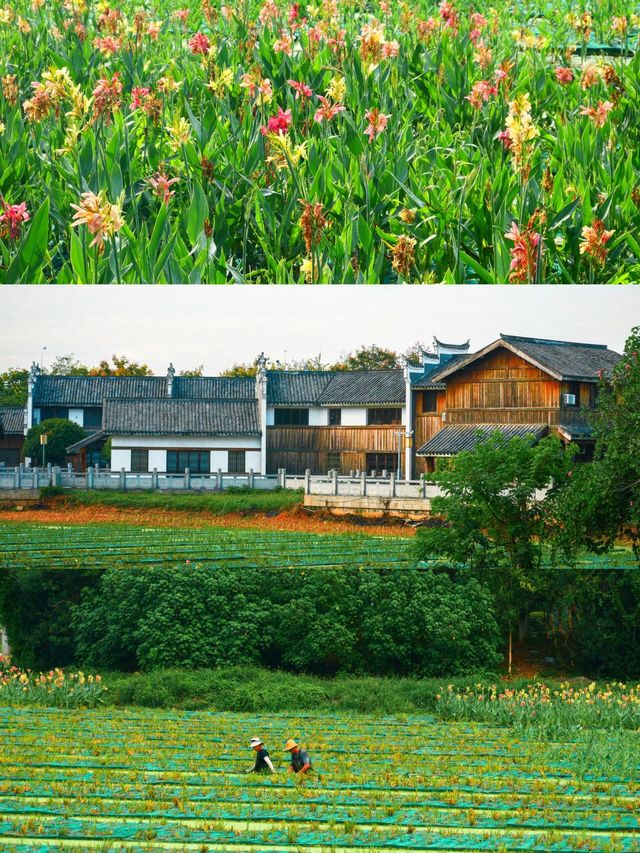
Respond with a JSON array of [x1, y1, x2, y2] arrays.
[[40, 432, 48, 467]]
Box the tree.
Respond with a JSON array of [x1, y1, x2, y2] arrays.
[[49, 355, 89, 375], [221, 355, 327, 377], [23, 419, 85, 466], [0, 368, 29, 406], [88, 355, 153, 376], [559, 326, 640, 559], [330, 345, 399, 371], [179, 366, 204, 377], [413, 432, 577, 669]]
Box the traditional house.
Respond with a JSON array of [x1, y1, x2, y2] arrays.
[[17, 333, 621, 477], [0, 407, 25, 466], [414, 334, 621, 473]]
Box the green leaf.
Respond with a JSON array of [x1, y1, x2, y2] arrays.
[[186, 180, 209, 246], [459, 251, 495, 284], [70, 230, 85, 283], [357, 215, 373, 256]]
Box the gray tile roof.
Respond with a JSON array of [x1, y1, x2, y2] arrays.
[[0, 407, 24, 435], [66, 430, 106, 453], [500, 335, 621, 381], [417, 423, 549, 456], [432, 335, 621, 383], [319, 370, 405, 405], [34, 376, 167, 406], [266, 369, 405, 405], [266, 371, 335, 405], [102, 398, 260, 436], [172, 377, 255, 399], [557, 423, 595, 440]]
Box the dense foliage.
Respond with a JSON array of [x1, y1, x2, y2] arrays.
[[0, 564, 501, 674], [3, 0, 640, 282], [23, 418, 85, 465]]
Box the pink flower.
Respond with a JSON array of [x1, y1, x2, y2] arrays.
[[364, 108, 389, 142], [505, 221, 541, 283], [260, 107, 293, 136], [313, 96, 346, 123], [148, 170, 180, 205], [466, 80, 497, 109], [580, 100, 614, 128], [131, 86, 151, 110], [0, 201, 30, 240], [288, 79, 313, 100], [189, 31, 211, 55], [555, 66, 573, 85], [496, 129, 512, 150]]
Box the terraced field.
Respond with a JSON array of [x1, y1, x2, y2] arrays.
[[0, 524, 412, 571], [0, 707, 639, 852]]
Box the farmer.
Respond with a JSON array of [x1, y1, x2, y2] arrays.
[[246, 737, 275, 774], [284, 739, 312, 775]]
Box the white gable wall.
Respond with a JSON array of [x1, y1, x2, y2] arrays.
[[110, 434, 262, 473]]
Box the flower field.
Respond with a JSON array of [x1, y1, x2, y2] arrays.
[[0, 522, 413, 570], [3, 0, 640, 282], [0, 706, 639, 851]]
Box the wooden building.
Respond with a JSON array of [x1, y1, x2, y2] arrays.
[[414, 335, 621, 473]]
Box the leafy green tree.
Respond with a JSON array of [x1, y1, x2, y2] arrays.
[[559, 326, 640, 559], [330, 345, 399, 371], [23, 419, 85, 466], [49, 354, 89, 375], [413, 432, 577, 665], [0, 367, 29, 406], [179, 366, 204, 376]]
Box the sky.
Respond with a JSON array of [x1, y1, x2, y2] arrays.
[[1, 285, 638, 373]]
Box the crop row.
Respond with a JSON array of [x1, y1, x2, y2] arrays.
[[0, 708, 639, 851]]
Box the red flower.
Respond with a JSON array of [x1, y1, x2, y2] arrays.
[[260, 107, 293, 136], [505, 221, 541, 283], [189, 31, 211, 55], [555, 66, 573, 85], [131, 86, 151, 110], [0, 201, 30, 240]]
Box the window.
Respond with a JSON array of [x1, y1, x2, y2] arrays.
[[274, 408, 309, 426], [328, 408, 341, 426], [39, 406, 69, 421], [367, 407, 402, 425], [167, 450, 210, 474], [366, 453, 397, 474], [422, 391, 438, 413], [563, 382, 580, 408], [86, 447, 106, 469], [327, 451, 341, 471], [228, 450, 246, 474], [83, 408, 102, 429], [131, 449, 149, 472]]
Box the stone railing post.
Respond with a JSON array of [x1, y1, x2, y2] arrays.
[[332, 469, 338, 495], [390, 472, 396, 498], [152, 468, 158, 490], [249, 468, 255, 489], [52, 466, 60, 487], [119, 467, 126, 490], [304, 469, 310, 494], [217, 468, 222, 489], [87, 467, 94, 489], [360, 471, 366, 497], [184, 467, 191, 490]]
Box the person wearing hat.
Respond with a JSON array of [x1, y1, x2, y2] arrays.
[[246, 737, 275, 774], [284, 739, 312, 775]]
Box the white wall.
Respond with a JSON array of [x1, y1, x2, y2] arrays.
[[309, 407, 328, 426], [111, 435, 261, 449], [111, 448, 131, 470], [68, 408, 84, 427], [341, 407, 368, 426], [110, 435, 262, 472]]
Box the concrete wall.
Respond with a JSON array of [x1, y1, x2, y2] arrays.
[[68, 408, 84, 427]]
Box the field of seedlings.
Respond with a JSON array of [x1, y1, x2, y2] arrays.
[[0, 522, 413, 570], [1, 706, 640, 851], [3, 0, 640, 282]]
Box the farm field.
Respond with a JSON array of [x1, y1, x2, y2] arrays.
[[1, 522, 637, 572], [3, 0, 640, 283], [1, 706, 640, 851], [0, 522, 413, 570]]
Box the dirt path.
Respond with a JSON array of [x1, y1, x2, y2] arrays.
[[0, 503, 416, 538]]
